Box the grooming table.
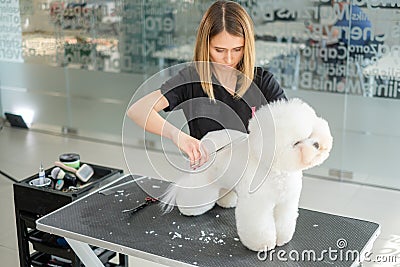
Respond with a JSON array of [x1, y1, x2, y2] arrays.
[[37, 174, 380, 267]]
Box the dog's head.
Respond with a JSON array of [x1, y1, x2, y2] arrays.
[[248, 98, 333, 172]]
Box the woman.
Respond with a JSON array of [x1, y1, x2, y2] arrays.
[[127, 0, 286, 169]]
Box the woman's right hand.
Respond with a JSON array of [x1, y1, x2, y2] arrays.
[[172, 131, 209, 169]]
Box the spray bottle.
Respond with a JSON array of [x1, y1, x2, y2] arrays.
[[38, 163, 45, 185]]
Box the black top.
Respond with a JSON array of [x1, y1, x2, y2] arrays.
[[160, 65, 286, 139]]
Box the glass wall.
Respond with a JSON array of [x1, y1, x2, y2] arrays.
[[0, 0, 399, 189]]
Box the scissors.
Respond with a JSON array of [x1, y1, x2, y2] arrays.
[[122, 196, 158, 214]]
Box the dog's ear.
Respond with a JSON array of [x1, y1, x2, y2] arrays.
[[248, 99, 333, 172], [269, 99, 333, 172], [248, 105, 275, 161]]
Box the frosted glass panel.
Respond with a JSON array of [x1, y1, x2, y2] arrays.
[[1, 0, 399, 190]]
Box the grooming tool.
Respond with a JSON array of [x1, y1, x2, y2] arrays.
[[122, 197, 158, 214], [38, 163, 45, 185], [54, 161, 94, 182], [54, 179, 64, 190], [51, 167, 68, 179], [54, 161, 78, 173], [206, 135, 248, 156], [59, 153, 80, 169], [63, 173, 78, 186], [75, 164, 94, 182], [68, 181, 94, 190], [29, 163, 51, 187], [29, 177, 52, 187]]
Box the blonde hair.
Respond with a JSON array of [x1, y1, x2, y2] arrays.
[[193, 0, 255, 99]]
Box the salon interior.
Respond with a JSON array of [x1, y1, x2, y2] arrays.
[[0, 0, 399, 266]]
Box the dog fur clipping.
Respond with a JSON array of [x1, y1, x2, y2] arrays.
[[160, 98, 333, 252]]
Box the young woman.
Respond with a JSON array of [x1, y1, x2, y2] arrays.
[[127, 0, 286, 169]]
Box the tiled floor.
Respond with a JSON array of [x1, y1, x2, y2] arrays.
[[1, 126, 399, 266]]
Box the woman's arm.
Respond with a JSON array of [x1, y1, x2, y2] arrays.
[[127, 90, 176, 140], [127, 89, 207, 168]]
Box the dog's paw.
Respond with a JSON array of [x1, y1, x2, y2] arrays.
[[177, 203, 215, 216], [242, 238, 277, 252], [238, 229, 277, 252], [216, 190, 237, 208], [276, 231, 295, 247], [275, 219, 297, 247]]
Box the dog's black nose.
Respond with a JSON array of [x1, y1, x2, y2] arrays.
[[313, 142, 320, 149]]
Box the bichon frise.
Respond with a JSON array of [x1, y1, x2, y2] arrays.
[[161, 98, 333, 252]]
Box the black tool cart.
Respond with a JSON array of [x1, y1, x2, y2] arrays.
[[13, 163, 128, 267]]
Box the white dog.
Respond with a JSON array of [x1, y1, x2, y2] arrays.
[[161, 98, 333, 252]]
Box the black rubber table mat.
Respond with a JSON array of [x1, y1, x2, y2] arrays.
[[37, 174, 380, 267]]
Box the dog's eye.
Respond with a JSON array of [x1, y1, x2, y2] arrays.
[[313, 142, 320, 149], [293, 141, 301, 147]]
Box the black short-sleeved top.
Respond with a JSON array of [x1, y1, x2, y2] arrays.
[[160, 65, 286, 140]]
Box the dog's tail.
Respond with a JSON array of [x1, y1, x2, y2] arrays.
[[159, 183, 178, 214]]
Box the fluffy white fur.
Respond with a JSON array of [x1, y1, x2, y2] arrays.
[[161, 98, 333, 251]]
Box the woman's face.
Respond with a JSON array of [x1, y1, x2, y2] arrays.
[[209, 30, 244, 70]]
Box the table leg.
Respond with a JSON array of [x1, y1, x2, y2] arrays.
[[66, 238, 105, 267]]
